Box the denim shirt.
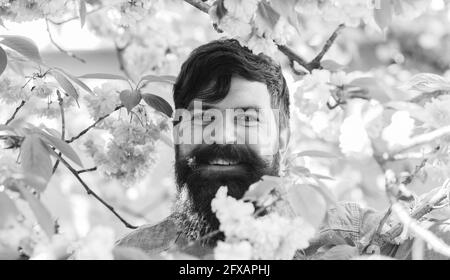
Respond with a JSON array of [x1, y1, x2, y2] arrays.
[[115, 202, 450, 260]]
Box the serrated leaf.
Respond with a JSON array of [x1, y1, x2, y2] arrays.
[[54, 67, 93, 95], [141, 93, 173, 118], [119, 89, 142, 113], [51, 70, 79, 101], [0, 35, 42, 63], [404, 73, 450, 93], [374, 0, 393, 32], [79, 73, 129, 81], [294, 150, 338, 158], [139, 74, 176, 86], [37, 131, 83, 167], [79, 0, 87, 28], [287, 184, 327, 229], [16, 185, 54, 238], [20, 135, 53, 192], [243, 175, 282, 202], [317, 245, 359, 260], [0, 46, 7, 77], [0, 192, 19, 228]]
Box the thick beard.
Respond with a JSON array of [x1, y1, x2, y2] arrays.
[[173, 144, 279, 244]]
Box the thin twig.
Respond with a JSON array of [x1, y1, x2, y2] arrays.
[[52, 90, 65, 174], [48, 149, 138, 229], [310, 24, 345, 67], [66, 105, 124, 143], [45, 19, 86, 63], [48, 6, 104, 25], [77, 167, 97, 174], [5, 100, 26, 125]]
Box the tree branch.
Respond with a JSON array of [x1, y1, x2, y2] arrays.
[[66, 105, 124, 143], [183, 0, 344, 74], [48, 149, 138, 229], [77, 166, 97, 174], [45, 19, 86, 63], [390, 202, 450, 258], [4, 100, 26, 125], [389, 126, 450, 157]]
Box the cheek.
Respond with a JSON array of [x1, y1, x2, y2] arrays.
[[176, 144, 199, 159], [245, 122, 279, 157]]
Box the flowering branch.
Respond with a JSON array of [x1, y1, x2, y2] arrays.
[[4, 100, 26, 125], [48, 148, 138, 229], [77, 167, 97, 174], [66, 105, 124, 143], [45, 19, 86, 63], [183, 0, 344, 73]]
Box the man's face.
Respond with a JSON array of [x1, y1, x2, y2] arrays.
[[173, 76, 284, 227]]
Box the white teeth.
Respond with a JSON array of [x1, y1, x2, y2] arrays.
[[209, 159, 237, 165]]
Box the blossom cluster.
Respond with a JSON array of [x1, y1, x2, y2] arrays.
[[211, 186, 315, 260]]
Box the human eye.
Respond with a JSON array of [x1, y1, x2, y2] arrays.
[[236, 112, 259, 126]]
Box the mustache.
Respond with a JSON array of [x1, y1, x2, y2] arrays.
[[183, 144, 267, 168]]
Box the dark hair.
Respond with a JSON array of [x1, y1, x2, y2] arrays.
[[173, 39, 290, 129]]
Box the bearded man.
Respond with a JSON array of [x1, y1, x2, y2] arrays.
[[116, 39, 450, 260]]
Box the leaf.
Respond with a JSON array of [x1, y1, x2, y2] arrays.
[[141, 93, 173, 118], [139, 74, 176, 86], [256, 0, 281, 30], [37, 131, 83, 167], [0, 192, 19, 228], [50, 70, 79, 101], [374, 0, 393, 32], [20, 134, 53, 192], [16, 185, 54, 238], [54, 67, 93, 95], [79, 0, 87, 28], [287, 183, 327, 229], [294, 150, 338, 158], [0, 35, 42, 63], [404, 73, 450, 93], [119, 89, 142, 113], [317, 245, 359, 260], [243, 175, 282, 202], [0, 45, 7, 77], [79, 73, 129, 81]]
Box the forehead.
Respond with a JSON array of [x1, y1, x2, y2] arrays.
[[187, 76, 271, 110]]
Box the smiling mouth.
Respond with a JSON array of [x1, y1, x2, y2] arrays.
[[207, 159, 240, 166]]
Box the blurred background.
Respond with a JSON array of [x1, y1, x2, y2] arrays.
[[1, 0, 450, 242]]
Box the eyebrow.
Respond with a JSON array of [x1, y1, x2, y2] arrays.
[[187, 103, 262, 111]]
